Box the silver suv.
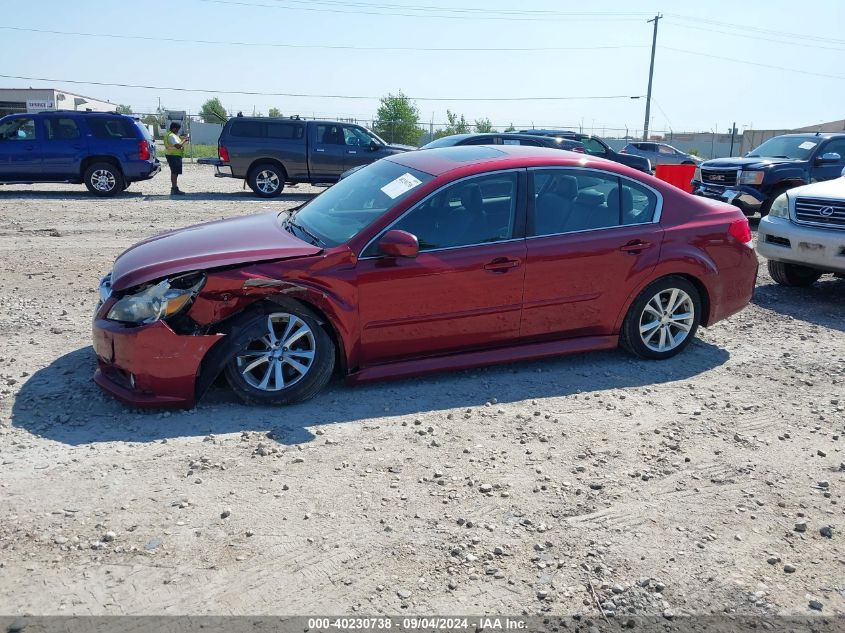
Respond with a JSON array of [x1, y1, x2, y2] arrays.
[[757, 167, 845, 286], [621, 142, 702, 166]]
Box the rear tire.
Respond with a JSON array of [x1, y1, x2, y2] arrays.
[[767, 260, 822, 287], [620, 276, 702, 360], [223, 303, 335, 405], [248, 163, 284, 198], [83, 162, 123, 197]]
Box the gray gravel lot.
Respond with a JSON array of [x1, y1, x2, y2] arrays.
[[0, 165, 843, 617]]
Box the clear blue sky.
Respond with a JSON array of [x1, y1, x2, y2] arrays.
[[2, 0, 843, 134]]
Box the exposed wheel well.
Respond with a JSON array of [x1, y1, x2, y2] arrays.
[[672, 273, 711, 326], [81, 156, 123, 177], [248, 159, 288, 182]]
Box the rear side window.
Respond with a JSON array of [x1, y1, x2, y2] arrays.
[[620, 180, 658, 225], [87, 117, 137, 139], [228, 120, 303, 139], [44, 117, 81, 140]]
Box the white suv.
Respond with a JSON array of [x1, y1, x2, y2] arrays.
[[757, 167, 845, 286]]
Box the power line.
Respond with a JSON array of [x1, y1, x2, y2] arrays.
[[663, 47, 845, 81], [0, 26, 646, 53], [663, 19, 845, 52], [665, 13, 845, 45], [198, 0, 647, 21], [0, 73, 645, 102]]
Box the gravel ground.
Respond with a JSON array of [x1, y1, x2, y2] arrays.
[[0, 165, 843, 618]]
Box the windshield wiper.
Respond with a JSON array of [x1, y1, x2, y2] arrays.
[[284, 217, 323, 246]]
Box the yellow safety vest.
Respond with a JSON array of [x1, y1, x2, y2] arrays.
[[164, 130, 183, 157]]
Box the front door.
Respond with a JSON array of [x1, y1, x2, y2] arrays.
[[41, 116, 87, 178], [0, 116, 41, 180], [356, 170, 526, 366], [812, 138, 845, 182], [310, 123, 348, 180], [522, 168, 664, 340]]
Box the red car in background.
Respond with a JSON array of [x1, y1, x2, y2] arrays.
[[92, 145, 757, 408]]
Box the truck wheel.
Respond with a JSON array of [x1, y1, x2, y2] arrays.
[[248, 163, 284, 198], [84, 162, 124, 197], [767, 260, 822, 287]]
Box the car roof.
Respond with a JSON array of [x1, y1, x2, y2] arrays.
[[771, 132, 845, 139], [385, 144, 598, 176]]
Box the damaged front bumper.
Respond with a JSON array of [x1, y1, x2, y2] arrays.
[[92, 318, 223, 408]]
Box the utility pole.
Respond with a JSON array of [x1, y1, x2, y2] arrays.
[[642, 13, 662, 141]]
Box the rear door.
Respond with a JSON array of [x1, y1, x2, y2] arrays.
[[522, 167, 664, 340], [41, 115, 87, 178], [0, 116, 42, 180], [309, 123, 347, 180]]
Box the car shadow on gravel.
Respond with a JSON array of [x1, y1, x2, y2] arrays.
[[11, 339, 729, 446], [140, 192, 319, 202], [753, 277, 845, 332], [0, 190, 146, 200]]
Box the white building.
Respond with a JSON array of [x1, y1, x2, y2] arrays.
[[0, 87, 116, 117]]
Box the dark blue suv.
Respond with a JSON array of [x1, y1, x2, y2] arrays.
[[0, 111, 160, 196]]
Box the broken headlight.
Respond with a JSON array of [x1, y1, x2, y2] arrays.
[[107, 272, 205, 325]]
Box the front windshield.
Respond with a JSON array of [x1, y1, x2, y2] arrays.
[[748, 136, 819, 159], [290, 160, 434, 246]]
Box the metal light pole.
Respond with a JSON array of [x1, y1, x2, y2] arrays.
[[642, 13, 662, 141]]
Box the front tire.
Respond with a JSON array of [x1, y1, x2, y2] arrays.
[[767, 260, 822, 287], [248, 163, 285, 198], [84, 162, 123, 197], [620, 277, 702, 360], [224, 305, 335, 405]]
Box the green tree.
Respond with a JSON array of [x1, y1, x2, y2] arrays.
[[504, 123, 516, 132], [373, 92, 423, 146], [268, 107, 282, 118], [199, 97, 228, 124], [474, 117, 493, 133], [434, 110, 471, 139], [116, 104, 133, 114]]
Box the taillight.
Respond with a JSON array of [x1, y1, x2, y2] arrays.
[[728, 218, 753, 246], [219, 144, 230, 162], [138, 140, 150, 161]]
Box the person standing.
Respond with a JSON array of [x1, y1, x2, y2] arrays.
[[164, 122, 189, 195]]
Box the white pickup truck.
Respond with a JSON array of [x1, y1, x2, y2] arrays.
[[757, 166, 845, 286]]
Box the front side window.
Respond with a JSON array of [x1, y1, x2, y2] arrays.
[[658, 145, 676, 155], [292, 160, 434, 247], [384, 172, 519, 252], [530, 169, 657, 236], [820, 139, 845, 162], [342, 126, 372, 146], [581, 138, 607, 156], [0, 117, 36, 140], [44, 117, 81, 140]]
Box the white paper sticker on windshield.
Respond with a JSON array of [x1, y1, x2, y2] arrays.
[[381, 173, 423, 199], [798, 141, 817, 150]]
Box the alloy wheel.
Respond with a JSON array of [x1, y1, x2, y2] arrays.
[[255, 170, 280, 194], [638, 288, 695, 353], [91, 169, 116, 192], [235, 313, 315, 391]]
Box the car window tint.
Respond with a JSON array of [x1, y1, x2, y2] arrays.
[[44, 117, 81, 140], [581, 138, 607, 156], [462, 136, 493, 145], [658, 145, 675, 155], [621, 180, 657, 225], [266, 122, 303, 139], [229, 120, 264, 138], [343, 126, 372, 146], [0, 117, 36, 140], [821, 139, 845, 161], [317, 124, 344, 145], [531, 169, 628, 235], [390, 172, 518, 251], [87, 117, 136, 139]]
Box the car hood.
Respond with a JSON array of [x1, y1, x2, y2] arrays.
[[785, 176, 845, 200], [701, 157, 799, 169], [386, 143, 416, 152], [110, 212, 321, 291]]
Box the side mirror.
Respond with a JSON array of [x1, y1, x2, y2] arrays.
[[378, 229, 419, 258], [817, 152, 841, 164], [369, 140, 379, 152]]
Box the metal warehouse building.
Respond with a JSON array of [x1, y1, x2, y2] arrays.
[[0, 88, 115, 117]]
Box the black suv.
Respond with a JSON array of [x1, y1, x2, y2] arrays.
[[0, 111, 159, 196], [519, 129, 652, 173], [691, 133, 845, 216], [199, 117, 413, 197]]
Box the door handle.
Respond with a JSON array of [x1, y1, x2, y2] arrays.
[[484, 258, 521, 272], [619, 239, 653, 254], [315, 148, 325, 152], [72, 144, 83, 149], [347, 150, 357, 154], [25, 146, 35, 151]]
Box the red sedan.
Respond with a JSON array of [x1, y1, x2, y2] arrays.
[[92, 145, 756, 407]]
